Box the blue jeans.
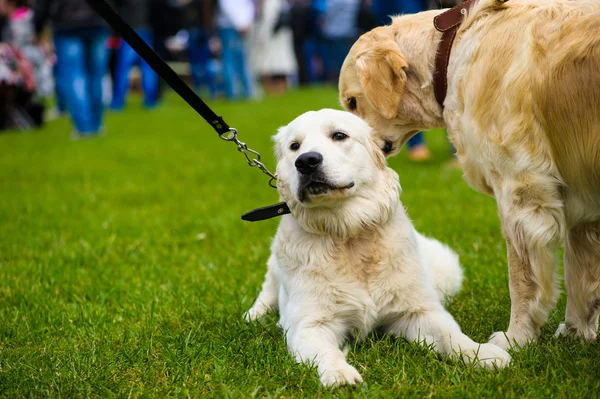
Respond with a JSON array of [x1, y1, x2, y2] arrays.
[[189, 28, 218, 97], [219, 28, 255, 99], [408, 132, 425, 148], [54, 27, 109, 134], [111, 29, 159, 110], [52, 63, 67, 113], [324, 38, 354, 82], [372, 0, 424, 25]]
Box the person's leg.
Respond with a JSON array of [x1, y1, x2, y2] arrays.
[[291, 5, 310, 85], [330, 38, 353, 84], [447, 129, 457, 157], [407, 132, 424, 148], [303, 38, 317, 83], [188, 28, 211, 92], [407, 132, 431, 161], [52, 63, 67, 113], [137, 29, 159, 109], [219, 28, 238, 99], [205, 58, 221, 98], [86, 28, 110, 133], [239, 33, 256, 99], [394, 0, 423, 14], [111, 35, 135, 110], [54, 31, 95, 133], [321, 39, 333, 82]]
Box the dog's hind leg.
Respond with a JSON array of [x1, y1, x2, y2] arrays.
[[555, 221, 600, 341], [388, 305, 511, 369], [489, 175, 564, 350], [244, 255, 280, 322]]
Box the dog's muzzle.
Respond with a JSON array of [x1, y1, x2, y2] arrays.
[[297, 174, 355, 203]]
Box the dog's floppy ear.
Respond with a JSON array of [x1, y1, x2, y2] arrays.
[[367, 137, 387, 170], [272, 125, 288, 160], [355, 36, 408, 120]]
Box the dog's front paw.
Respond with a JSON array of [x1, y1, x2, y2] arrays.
[[319, 362, 363, 387], [555, 323, 597, 341], [489, 330, 534, 350], [466, 343, 511, 369], [243, 302, 270, 322]]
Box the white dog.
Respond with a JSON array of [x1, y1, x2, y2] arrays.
[[244, 109, 510, 386]]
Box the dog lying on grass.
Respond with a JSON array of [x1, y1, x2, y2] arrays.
[[244, 109, 510, 386]]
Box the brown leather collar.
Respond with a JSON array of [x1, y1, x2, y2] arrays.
[[433, 0, 478, 108]]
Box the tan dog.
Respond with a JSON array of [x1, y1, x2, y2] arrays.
[[339, 0, 600, 349]]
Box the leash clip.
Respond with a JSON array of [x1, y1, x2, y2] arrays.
[[219, 128, 278, 189]]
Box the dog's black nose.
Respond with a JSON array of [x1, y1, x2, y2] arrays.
[[295, 152, 323, 175]]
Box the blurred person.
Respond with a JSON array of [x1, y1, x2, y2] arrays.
[[356, 0, 377, 34], [35, 0, 110, 137], [150, 0, 182, 60], [321, 0, 360, 84], [405, 131, 430, 161], [289, 0, 310, 85], [217, 0, 256, 100], [371, 0, 431, 161], [296, 0, 326, 84], [0, 0, 44, 129], [372, 0, 423, 25], [111, 0, 159, 110], [52, 63, 67, 114], [427, 0, 460, 9], [0, 43, 42, 130], [2, 0, 54, 99], [149, 0, 183, 102], [0, 3, 6, 38], [180, 0, 220, 98], [251, 0, 297, 94]]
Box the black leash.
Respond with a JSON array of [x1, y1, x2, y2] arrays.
[[85, 0, 290, 222]]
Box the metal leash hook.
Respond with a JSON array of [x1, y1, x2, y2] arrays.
[[219, 128, 278, 189]]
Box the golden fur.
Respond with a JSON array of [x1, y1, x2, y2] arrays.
[[339, 0, 600, 348]]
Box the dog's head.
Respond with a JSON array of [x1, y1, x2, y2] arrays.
[[338, 14, 445, 156], [274, 109, 400, 236]]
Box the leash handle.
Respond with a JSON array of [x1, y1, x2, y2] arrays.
[[85, 0, 230, 135]]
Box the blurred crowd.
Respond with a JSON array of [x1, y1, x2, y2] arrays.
[[1, 0, 456, 155]]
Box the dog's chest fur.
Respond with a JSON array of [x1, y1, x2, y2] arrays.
[[274, 208, 424, 333]]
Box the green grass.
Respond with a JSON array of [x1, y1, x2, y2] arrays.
[[1, 87, 598, 398]]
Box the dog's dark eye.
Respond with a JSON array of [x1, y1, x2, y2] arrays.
[[331, 132, 348, 141], [290, 142, 300, 151], [347, 97, 357, 111], [383, 140, 394, 154]]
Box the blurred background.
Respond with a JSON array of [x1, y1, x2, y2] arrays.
[[0, 0, 457, 160]]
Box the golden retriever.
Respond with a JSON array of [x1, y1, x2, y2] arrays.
[[244, 109, 510, 387], [338, 0, 600, 349]]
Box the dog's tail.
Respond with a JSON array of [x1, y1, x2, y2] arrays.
[[416, 232, 463, 301]]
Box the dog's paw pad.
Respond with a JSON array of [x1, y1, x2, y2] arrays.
[[319, 363, 363, 387]]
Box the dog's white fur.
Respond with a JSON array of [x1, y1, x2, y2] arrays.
[[244, 109, 510, 387], [339, 0, 600, 349]]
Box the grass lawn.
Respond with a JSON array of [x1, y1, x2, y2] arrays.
[[1, 86, 599, 398]]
